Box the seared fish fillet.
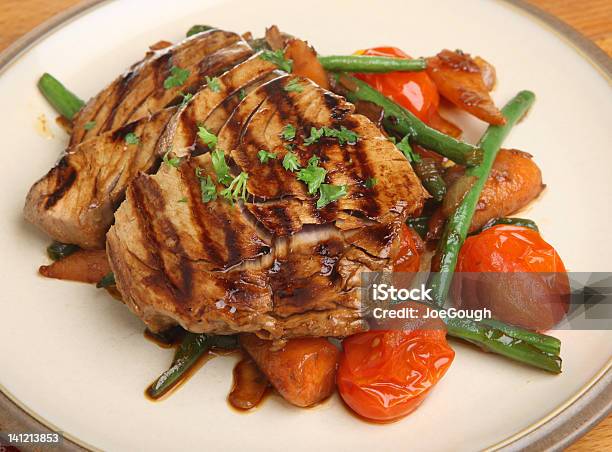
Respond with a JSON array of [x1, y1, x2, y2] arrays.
[[107, 75, 428, 339], [24, 53, 279, 248], [70, 29, 249, 146]]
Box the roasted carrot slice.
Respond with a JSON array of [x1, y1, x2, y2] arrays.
[[39, 249, 110, 284], [284, 39, 330, 89], [240, 335, 339, 407], [427, 50, 505, 125]]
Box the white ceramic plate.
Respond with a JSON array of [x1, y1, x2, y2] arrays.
[[1, 0, 611, 450]]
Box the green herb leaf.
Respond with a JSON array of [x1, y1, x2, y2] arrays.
[[259, 49, 292, 72], [205, 76, 221, 93], [162, 149, 181, 168], [323, 126, 358, 145], [396, 135, 421, 163], [297, 157, 327, 194], [238, 88, 247, 101], [197, 125, 217, 150], [125, 132, 140, 145], [281, 124, 296, 141], [258, 149, 277, 164], [84, 120, 96, 131], [195, 168, 217, 202], [178, 197, 188, 203], [211, 149, 233, 186], [365, 177, 378, 188], [317, 184, 347, 208], [284, 78, 304, 93], [220, 172, 249, 204], [164, 66, 190, 89], [282, 151, 301, 172], [303, 127, 325, 146]]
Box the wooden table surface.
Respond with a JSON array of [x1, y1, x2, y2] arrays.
[[0, 0, 610, 450]]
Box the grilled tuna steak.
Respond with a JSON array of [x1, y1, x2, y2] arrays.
[[107, 75, 428, 339], [70, 29, 250, 146], [24, 54, 279, 249]]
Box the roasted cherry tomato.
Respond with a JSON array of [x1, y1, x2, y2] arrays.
[[337, 329, 454, 422], [392, 224, 422, 273], [453, 225, 569, 330], [354, 47, 440, 122], [457, 225, 566, 273]]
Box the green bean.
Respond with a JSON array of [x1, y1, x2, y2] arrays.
[[37, 73, 84, 120], [46, 241, 79, 261], [319, 55, 426, 73], [413, 158, 447, 202], [96, 272, 116, 289], [445, 317, 561, 373], [427, 90, 536, 308], [406, 216, 430, 239], [479, 318, 560, 355], [337, 74, 482, 166], [477, 217, 539, 233], [186, 25, 214, 37], [147, 333, 239, 399]]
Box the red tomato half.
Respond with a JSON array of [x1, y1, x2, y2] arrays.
[[355, 47, 440, 122], [337, 329, 454, 422], [392, 224, 422, 273]]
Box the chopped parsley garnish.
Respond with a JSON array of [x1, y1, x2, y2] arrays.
[[238, 88, 247, 101], [179, 92, 193, 107], [297, 156, 327, 194], [280, 124, 296, 141], [259, 49, 293, 72], [211, 149, 232, 186], [303, 127, 325, 146], [365, 177, 378, 188], [164, 66, 190, 89], [195, 168, 217, 202], [396, 135, 421, 163], [84, 121, 96, 131], [197, 125, 217, 150], [125, 132, 140, 145], [258, 150, 277, 164], [220, 172, 249, 204], [162, 149, 181, 168], [303, 126, 359, 146], [178, 197, 188, 203], [323, 126, 358, 145], [282, 151, 300, 172], [284, 78, 304, 93], [317, 184, 347, 208], [205, 76, 221, 92]]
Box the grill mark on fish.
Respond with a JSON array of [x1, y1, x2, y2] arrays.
[[179, 160, 225, 265], [129, 179, 173, 294], [101, 59, 155, 136], [43, 157, 77, 209], [341, 118, 381, 218], [324, 92, 351, 121], [115, 53, 174, 126], [132, 176, 193, 301]]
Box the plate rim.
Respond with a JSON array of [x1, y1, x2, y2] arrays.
[[0, 1, 610, 450]]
